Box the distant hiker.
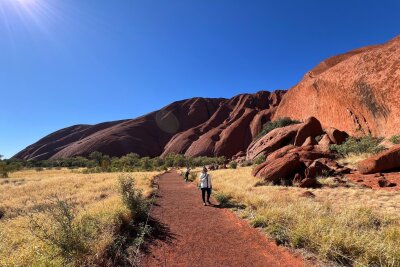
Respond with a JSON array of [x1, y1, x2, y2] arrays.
[[184, 167, 191, 182], [199, 166, 212, 206]]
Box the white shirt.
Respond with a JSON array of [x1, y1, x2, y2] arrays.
[[199, 172, 212, 188]]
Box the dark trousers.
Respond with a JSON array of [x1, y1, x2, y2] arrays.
[[201, 188, 211, 203], [184, 173, 189, 181]]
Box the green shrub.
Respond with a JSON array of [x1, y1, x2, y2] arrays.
[[118, 175, 149, 221], [29, 196, 98, 265], [0, 161, 9, 178], [214, 192, 233, 207], [253, 155, 266, 165], [257, 117, 301, 139], [229, 161, 238, 169], [330, 135, 385, 155], [389, 135, 400, 144], [240, 160, 253, 167], [250, 216, 268, 228]]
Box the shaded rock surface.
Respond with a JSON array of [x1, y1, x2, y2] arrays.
[[15, 91, 285, 160]]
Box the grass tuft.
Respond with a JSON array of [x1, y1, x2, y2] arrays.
[[209, 167, 400, 266]]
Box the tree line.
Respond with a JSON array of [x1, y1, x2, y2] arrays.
[[0, 152, 228, 177]]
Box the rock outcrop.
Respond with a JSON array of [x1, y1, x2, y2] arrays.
[[246, 117, 323, 161], [162, 91, 285, 158], [14, 91, 285, 160], [274, 35, 400, 137], [14, 98, 224, 160], [357, 145, 400, 174]]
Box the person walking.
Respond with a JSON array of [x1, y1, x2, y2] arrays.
[[199, 166, 212, 206], [184, 167, 191, 182]]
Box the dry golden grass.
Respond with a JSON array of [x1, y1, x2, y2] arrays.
[[337, 153, 372, 169], [209, 167, 400, 266], [0, 168, 159, 266]]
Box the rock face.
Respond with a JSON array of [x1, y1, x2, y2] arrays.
[[274, 35, 400, 137], [357, 145, 400, 174], [162, 91, 285, 158], [14, 91, 285, 160], [246, 117, 323, 161]]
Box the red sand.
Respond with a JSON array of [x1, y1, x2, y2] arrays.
[[141, 171, 305, 267]]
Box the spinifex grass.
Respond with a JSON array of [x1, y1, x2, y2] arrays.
[[210, 167, 400, 266]]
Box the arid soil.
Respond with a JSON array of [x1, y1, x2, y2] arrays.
[[140, 171, 305, 267], [346, 172, 400, 190]]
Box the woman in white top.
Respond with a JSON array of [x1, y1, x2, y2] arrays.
[[199, 166, 212, 206]]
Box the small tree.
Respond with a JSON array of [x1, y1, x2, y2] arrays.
[[229, 161, 238, 169], [89, 151, 103, 166], [118, 175, 149, 221]]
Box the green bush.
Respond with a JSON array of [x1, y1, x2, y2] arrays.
[[389, 135, 400, 144], [257, 117, 301, 139], [229, 161, 238, 169], [214, 192, 233, 207], [253, 155, 266, 165], [118, 175, 149, 221], [29, 196, 98, 265], [0, 161, 9, 178], [330, 135, 385, 155]]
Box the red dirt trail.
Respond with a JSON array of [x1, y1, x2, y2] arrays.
[[141, 171, 305, 267]]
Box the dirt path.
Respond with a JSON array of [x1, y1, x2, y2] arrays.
[[141, 170, 305, 267]]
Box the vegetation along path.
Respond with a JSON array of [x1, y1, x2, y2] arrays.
[[141, 170, 305, 267]]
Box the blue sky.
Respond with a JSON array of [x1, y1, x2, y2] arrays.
[[0, 0, 399, 158]]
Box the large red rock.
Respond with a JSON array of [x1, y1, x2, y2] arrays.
[[252, 153, 302, 184], [294, 117, 323, 146], [246, 123, 301, 161], [266, 145, 296, 162], [13, 98, 224, 160], [274, 35, 400, 138], [325, 128, 349, 145], [357, 145, 400, 174], [317, 134, 333, 152], [14, 91, 285, 160]]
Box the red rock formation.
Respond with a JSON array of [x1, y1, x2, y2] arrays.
[[246, 117, 323, 161], [274, 35, 400, 137], [357, 145, 400, 174], [252, 153, 302, 183], [162, 90, 285, 158], [14, 91, 285, 160], [14, 98, 224, 160]]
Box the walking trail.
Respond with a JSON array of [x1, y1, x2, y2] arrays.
[[141, 170, 305, 267]]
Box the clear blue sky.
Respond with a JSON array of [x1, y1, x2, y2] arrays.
[[1, 0, 399, 158]]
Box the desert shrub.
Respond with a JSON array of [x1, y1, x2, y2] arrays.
[[229, 161, 238, 169], [240, 160, 253, 167], [257, 117, 301, 139], [0, 161, 9, 178], [389, 135, 400, 144], [0, 206, 5, 219], [253, 155, 266, 165], [330, 135, 385, 155], [28, 196, 99, 265], [214, 192, 233, 207], [118, 175, 149, 221]]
